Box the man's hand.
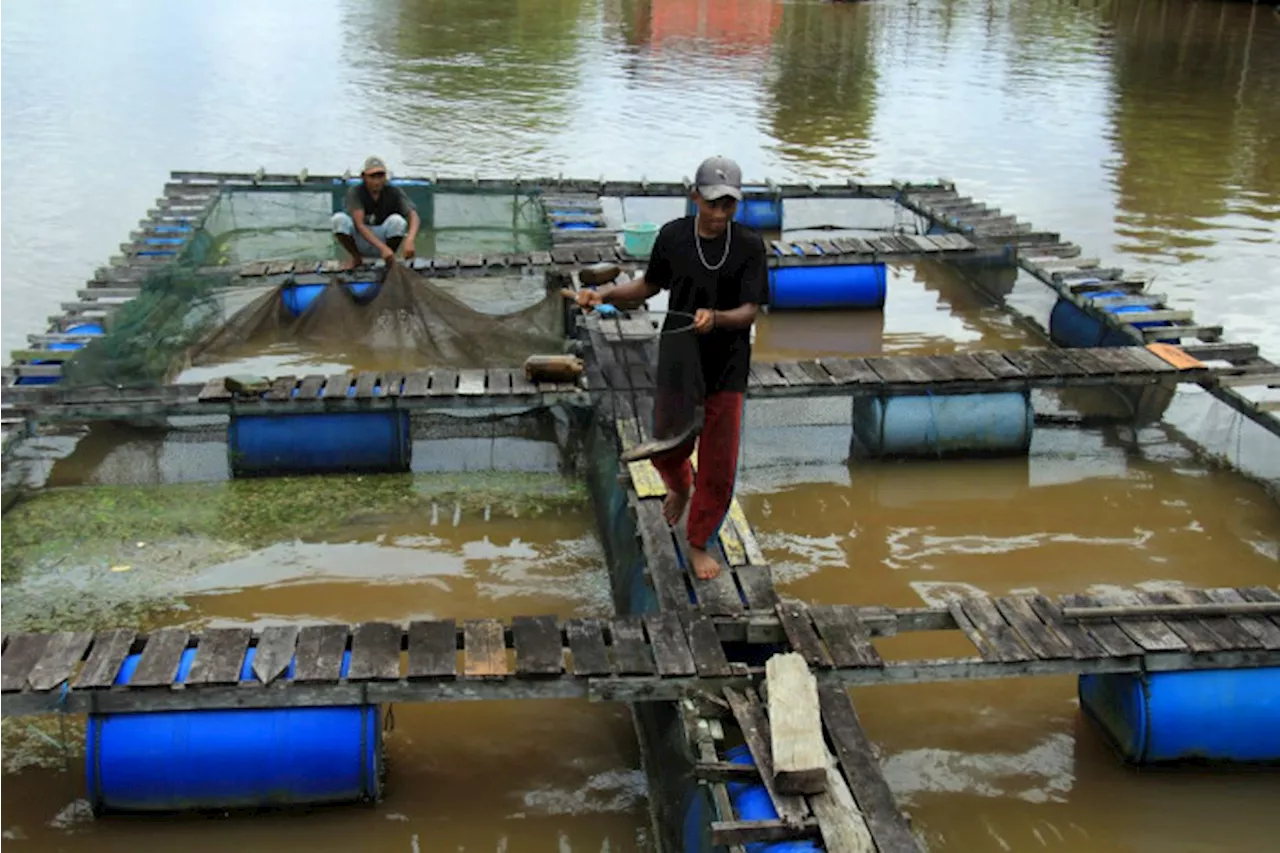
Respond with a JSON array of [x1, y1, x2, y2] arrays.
[[693, 309, 716, 334], [574, 289, 605, 310], [403, 242, 416, 260], [379, 244, 395, 264]]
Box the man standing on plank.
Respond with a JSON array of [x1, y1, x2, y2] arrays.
[[332, 156, 421, 270], [575, 155, 766, 580]]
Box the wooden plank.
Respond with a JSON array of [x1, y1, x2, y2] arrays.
[[817, 357, 879, 386], [728, 499, 767, 566], [810, 753, 877, 853], [819, 686, 922, 853], [484, 368, 512, 397], [767, 652, 828, 795], [937, 354, 995, 382], [610, 618, 656, 675], [866, 356, 933, 385], [1203, 589, 1280, 649], [381, 371, 405, 397], [354, 371, 378, 399], [25, 631, 93, 691], [634, 500, 694, 615], [513, 615, 564, 676], [711, 819, 820, 846], [293, 624, 349, 682], [1024, 595, 1109, 659], [565, 618, 612, 676], [129, 628, 190, 687], [73, 629, 136, 688], [252, 625, 298, 684], [267, 375, 297, 402], [510, 366, 537, 395], [1031, 349, 1090, 377], [401, 370, 431, 398], [687, 615, 733, 677], [463, 619, 508, 678], [456, 368, 487, 396], [1236, 587, 1280, 631], [348, 621, 402, 681], [430, 368, 459, 397], [197, 377, 232, 402], [1092, 592, 1188, 653], [775, 361, 814, 386], [1162, 588, 1261, 651], [723, 686, 809, 825], [736, 565, 779, 610], [1051, 595, 1142, 657], [970, 351, 1023, 379], [298, 374, 326, 400], [1000, 350, 1059, 378], [187, 628, 251, 685], [750, 363, 788, 388], [406, 620, 457, 679], [776, 602, 834, 668], [644, 613, 697, 676], [808, 605, 881, 668], [1134, 591, 1225, 652], [946, 599, 1006, 662], [1, 634, 52, 692], [994, 597, 1075, 660], [325, 373, 352, 399], [719, 516, 749, 567], [797, 360, 834, 386]]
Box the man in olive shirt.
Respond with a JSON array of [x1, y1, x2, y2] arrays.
[[332, 156, 421, 269]]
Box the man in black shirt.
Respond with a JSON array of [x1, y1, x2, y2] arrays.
[[332, 156, 421, 270], [576, 156, 766, 580]]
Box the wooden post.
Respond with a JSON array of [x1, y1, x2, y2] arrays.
[[767, 652, 828, 795]]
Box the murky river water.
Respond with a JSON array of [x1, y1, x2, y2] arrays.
[[3, 0, 1279, 849]]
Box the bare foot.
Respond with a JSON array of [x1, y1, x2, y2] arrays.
[[341, 256, 360, 271], [689, 545, 721, 580], [662, 489, 689, 526]]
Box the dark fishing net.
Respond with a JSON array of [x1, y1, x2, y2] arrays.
[[187, 263, 564, 370]]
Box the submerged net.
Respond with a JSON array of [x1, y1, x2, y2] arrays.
[[187, 263, 564, 371]]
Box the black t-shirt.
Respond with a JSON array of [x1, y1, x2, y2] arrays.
[[644, 216, 768, 394], [345, 184, 415, 227]]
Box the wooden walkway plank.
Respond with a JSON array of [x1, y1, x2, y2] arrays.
[[1053, 594, 1143, 657], [348, 621, 402, 681], [1237, 587, 1280, 631], [1163, 588, 1261, 650], [946, 599, 1011, 662], [610, 618, 656, 675], [401, 371, 431, 398], [767, 653, 828, 795], [1095, 591, 1188, 653], [188, 628, 252, 685], [429, 368, 459, 397], [407, 620, 458, 679], [1203, 589, 1280, 649], [74, 629, 136, 688], [130, 628, 190, 687], [808, 605, 882, 668], [25, 631, 93, 692], [736, 565, 780, 610], [777, 603, 834, 668], [252, 625, 299, 684], [293, 624, 349, 682], [818, 686, 923, 853], [970, 352, 1023, 379], [565, 618, 612, 676], [820, 357, 882, 386], [810, 753, 877, 853], [993, 597, 1076, 660], [635, 500, 695, 615], [463, 619, 508, 678], [644, 613, 697, 676], [298, 374, 326, 400], [723, 686, 809, 826], [687, 616, 733, 677], [513, 615, 564, 676], [1138, 591, 1228, 653], [1, 634, 53, 692]]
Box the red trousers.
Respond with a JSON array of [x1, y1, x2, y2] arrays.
[[651, 391, 744, 549]]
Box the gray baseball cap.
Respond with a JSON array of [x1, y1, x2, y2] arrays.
[[362, 156, 387, 175], [695, 156, 743, 201]]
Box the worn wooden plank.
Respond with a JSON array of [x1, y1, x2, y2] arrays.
[[1031, 349, 1090, 377], [610, 617, 656, 675], [513, 615, 564, 676], [1161, 588, 1261, 650], [1236, 587, 1280, 631], [994, 597, 1075, 659], [946, 599, 1006, 661], [267, 375, 297, 402], [724, 686, 809, 825], [354, 371, 379, 399], [711, 820, 820, 846], [463, 619, 508, 678], [565, 618, 612, 676], [796, 360, 834, 386], [634, 500, 694, 615], [1000, 350, 1059, 378], [1203, 588, 1280, 649], [819, 686, 922, 853], [819, 357, 881, 386], [777, 603, 834, 668], [938, 354, 995, 382], [808, 605, 881, 668], [775, 361, 814, 386], [687, 615, 733, 677], [456, 368, 487, 396], [644, 612, 697, 676], [429, 368, 459, 397], [768, 652, 828, 795], [399, 370, 430, 398], [252, 625, 299, 684], [956, 597, 1033, 662], [298, 374, 326, 400], [348, 622, 402, 681], [728, 498, 766, 566], [406, 620, 457, 679], [1024, 595, 1108, 659], [484, 368, 513, 397], [130, 628, 190, 687], [736, 565, 780, 610], [970, 351, 1024, 379], [510, 366, 537, 395], [1092, 592, 1188, 653], [25, 631, 94, 692], [74, 629, 136, 688], [1, 634, 53, 692], [719, 516, 749, 567], [381, 370, 405, 397], [325, 373, 352, 399], [751, 363, 788, 388], [1050, 595, 1141, 657], [810, 753, 877, 853], [1135, 591, 1226, 653], [293, 624, 349, 682], [866, 356, 933, 385], [187, 628, 252, 685], [197, 377, 232, 402]]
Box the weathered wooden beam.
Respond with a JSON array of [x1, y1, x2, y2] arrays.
[[710, 819, 820, 846], [767, 652, 827, 795], [1062, 601, 1280, 620]]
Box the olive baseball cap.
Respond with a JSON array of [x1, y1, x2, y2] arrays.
[[695, 156, 743, 201], [362, 156, 387, 175]]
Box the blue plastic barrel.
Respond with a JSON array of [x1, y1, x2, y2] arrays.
[[685, 198, 782, 231], [769, 263, 886, 310], [683, 745, 818, 853], [1049, 295, 1177, 347], [14, 323, 107, 386], [1079, 669, 1280, 764], [228, 411, 411, 476], [851, 390, 1033, 458], [87, 646, 380, 813], [555, 222, 598, 230], [282, 281, 381, 317]]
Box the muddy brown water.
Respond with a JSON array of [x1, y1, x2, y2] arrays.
[[3, 0, 1279, 848]]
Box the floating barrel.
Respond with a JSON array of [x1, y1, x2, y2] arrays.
[[282, 281, 379, 317], [685, 197, 782, 231], [768, 263, 887, 310], [87, 647, 381, 813], [15, 323, 106, 386], [1079, 669, 1280, 764], [851, 391, 1034, 459], [228, 411, 411, 476], [682, 744, 819, 853], [1049, 292, 1177, 347]]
